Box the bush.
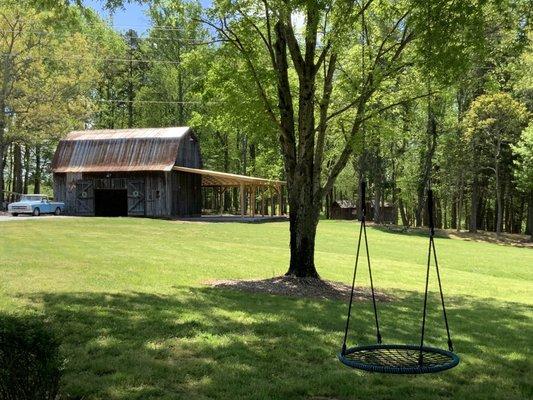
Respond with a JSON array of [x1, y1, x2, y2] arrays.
[[0, 314, 62, 400]]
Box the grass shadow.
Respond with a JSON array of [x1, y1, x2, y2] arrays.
[[370, 224, 451, 240], [370, 224, 532, 247], [27, 288, 532, 400]]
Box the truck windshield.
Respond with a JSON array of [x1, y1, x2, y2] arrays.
[[20, 195, 44, 202]]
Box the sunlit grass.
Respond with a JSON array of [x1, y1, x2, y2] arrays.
[[1, 217, 531, 399]]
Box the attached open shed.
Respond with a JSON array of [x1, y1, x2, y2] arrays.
[[52, 127, 202, 217]]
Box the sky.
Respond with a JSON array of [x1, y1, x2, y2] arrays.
[[82, 0, 152, 32], [82, 1, 212, 33], [82, 1, 303, 37]]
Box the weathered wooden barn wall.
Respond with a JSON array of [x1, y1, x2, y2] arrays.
[[53, 174, 67, 211], [54, 171, 201, 217], [52, 127, 202, 217], [172, 171, 202, 216]]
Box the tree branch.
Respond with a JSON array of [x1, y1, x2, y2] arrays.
[[197, 17, 281, 130]]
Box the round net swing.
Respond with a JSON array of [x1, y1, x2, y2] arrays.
[[339, 344, 459, 374], [337, 183, 460, 374], [338, 0, 458, 374]]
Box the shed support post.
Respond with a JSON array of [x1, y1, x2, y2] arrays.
[[276, 184, 282, 216], [261, 187, 265, 217], [251, 185, 256, 217], [280, 185, 287, 215], [270, 186, 275, 216], [217, 186, 222, 215], [240, 184, 245, 217]]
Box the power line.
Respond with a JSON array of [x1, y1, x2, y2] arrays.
[[55, 55, 183, 65], [10, 54, 208, 66], [1, 19, 208, 33], [0, 28, 219, 44], [94, 99, 213, 105], [110, 24, 201, 32]]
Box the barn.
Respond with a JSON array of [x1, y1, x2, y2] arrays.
[[52, 127, 285, 218], [52, 127, 202, 217]]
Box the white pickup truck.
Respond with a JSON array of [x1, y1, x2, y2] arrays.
[[7, 195, 65, 216]]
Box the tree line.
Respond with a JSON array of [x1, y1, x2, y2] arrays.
[[1, 0, 531, 271]]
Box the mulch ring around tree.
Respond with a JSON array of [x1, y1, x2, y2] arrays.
[[203, 276, 394, 302]]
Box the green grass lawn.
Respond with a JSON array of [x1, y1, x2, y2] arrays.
[[1, 217, 532, 399]]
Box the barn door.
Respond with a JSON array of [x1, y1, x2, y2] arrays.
[[76, 180, 94, 215], [127, 180, 145, 216]]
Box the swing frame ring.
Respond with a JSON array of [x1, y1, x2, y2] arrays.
[[338, 343, 459, 374]]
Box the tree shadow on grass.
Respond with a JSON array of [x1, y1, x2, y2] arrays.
[[27, 288, 532, 400], [370, 224, 532, 247], [370, 224, 451, 240]]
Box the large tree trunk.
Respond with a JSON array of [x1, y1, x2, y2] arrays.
[[34, 145, 41, 194], [23, 145, 30, 194], [526, 190, 533, 239], [451, 193, 457, 229], [373, 183, 381, 224], [495, 140, 502, 238], [457, 173, 465, 231], [0, 141, 5, 208], [515, 194, 524, 234], [1, 53, 10, 207], [437, 197, 444, 229], [12, 143, 23, 195], [286, 187, 320, 278], [469, 173, 478, 233], [0, 107, 6, 207], [399, 197, 409, 226], [272, 13, 325, 278]]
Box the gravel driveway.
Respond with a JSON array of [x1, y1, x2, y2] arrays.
[[0, 214, 71, 222]]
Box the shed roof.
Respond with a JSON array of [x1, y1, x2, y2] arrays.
[[173, 166, 285, 187], [332, 200, 357, 209], [52, 127, 199, 173]]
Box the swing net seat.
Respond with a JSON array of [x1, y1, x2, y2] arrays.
[[338, 344, 459, 374]]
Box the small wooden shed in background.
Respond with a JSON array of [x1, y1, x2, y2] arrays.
[[330, 200, 358, 220], [329, 199, 397, 223]]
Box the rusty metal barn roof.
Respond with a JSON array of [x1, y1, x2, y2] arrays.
[[52, 127, 198, 173], [64, 127, 189, 141]]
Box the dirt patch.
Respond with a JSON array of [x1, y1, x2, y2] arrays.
[[204, 276, 393, 302]]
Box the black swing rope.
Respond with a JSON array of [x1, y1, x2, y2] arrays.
[[338, 182, 459, 374], [338, 0, 458, 374], [341, 5, 382, 355], [419, 0, 453, 356], [419, 189, 454, 356], [341, 182, 382, 355]]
